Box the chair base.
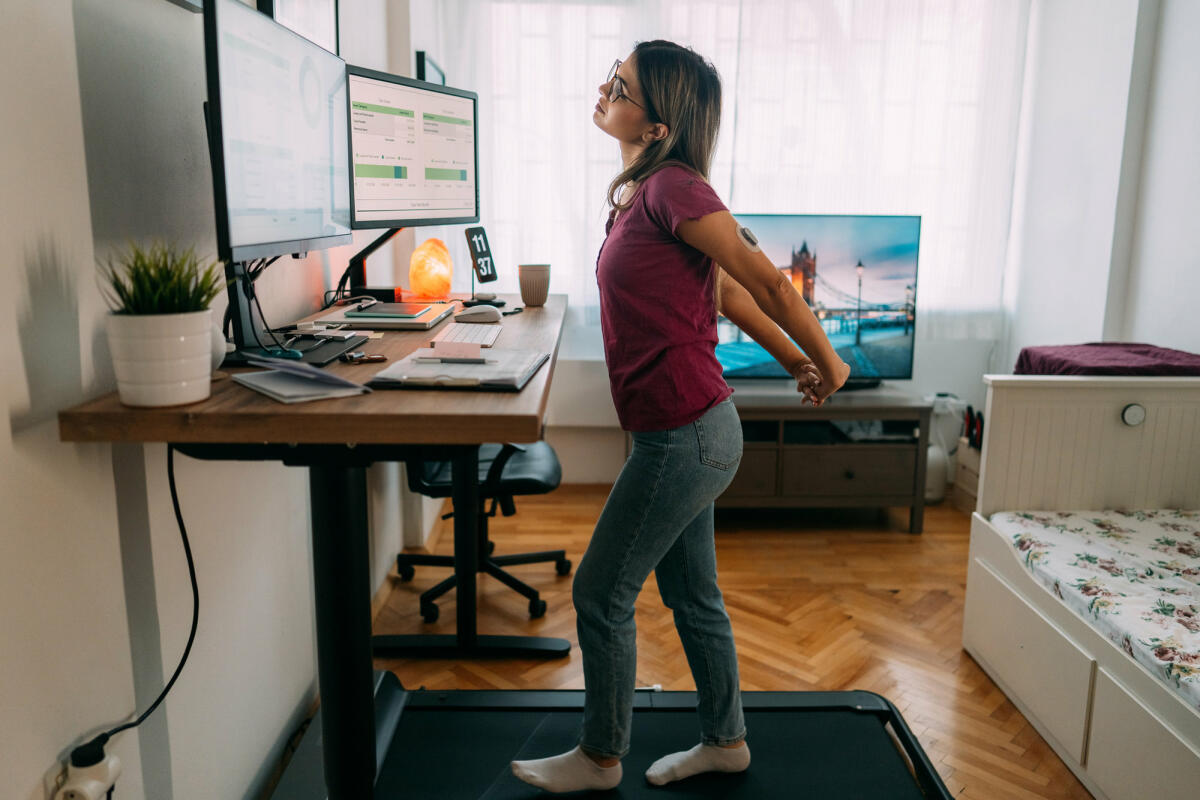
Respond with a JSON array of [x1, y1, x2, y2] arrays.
[[396, 548, 571, 623]]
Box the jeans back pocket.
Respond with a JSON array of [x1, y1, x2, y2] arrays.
[[694, 401, 743, 470]]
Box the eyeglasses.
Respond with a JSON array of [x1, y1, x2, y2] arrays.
[[605, 59, 647, 112]]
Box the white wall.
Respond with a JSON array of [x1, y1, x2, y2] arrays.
[[1000, 0, 1153, 371], [2, 2, 144, 796], [1120, 0, 1200, 353], [0, 1, 410, 798]]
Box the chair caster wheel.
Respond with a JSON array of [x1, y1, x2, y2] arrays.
[[421, 603, 439, 623], [398, 564, 415, 582], [529, 598, 547, 619], [555, 558, 572, 576]]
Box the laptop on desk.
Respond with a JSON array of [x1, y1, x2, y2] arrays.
[[314, 302, 455, 330]]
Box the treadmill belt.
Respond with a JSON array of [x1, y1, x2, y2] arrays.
[[379, 703, 931, 799]]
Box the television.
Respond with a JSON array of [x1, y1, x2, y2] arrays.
[[204, 0, 351, 262], [345, 65, 479, 230], [720, 214, 920, 386]]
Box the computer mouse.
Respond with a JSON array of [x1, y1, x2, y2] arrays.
[[454, 304, 502, 323]]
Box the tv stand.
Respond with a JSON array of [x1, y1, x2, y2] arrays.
[[719, 383, 931, 533]]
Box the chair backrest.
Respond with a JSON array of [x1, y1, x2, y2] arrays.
[[404, 442, 562, 506]]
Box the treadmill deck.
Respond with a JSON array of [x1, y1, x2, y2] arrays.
[[375, 688, 950, 799]]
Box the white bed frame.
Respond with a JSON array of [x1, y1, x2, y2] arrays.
[[962, 375, 1200, 800]]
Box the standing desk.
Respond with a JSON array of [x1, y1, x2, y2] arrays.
[[58, 294, 569, 800]]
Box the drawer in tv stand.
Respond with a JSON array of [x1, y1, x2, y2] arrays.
[[718, 387, 932, 533]]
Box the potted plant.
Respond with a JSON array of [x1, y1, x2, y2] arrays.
[[100, 241, 226, 407]]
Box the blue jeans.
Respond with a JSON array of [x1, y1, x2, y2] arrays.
[[573, 397, 746, 759]]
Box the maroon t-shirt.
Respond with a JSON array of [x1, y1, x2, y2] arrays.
[[596, 165, 733, 432]]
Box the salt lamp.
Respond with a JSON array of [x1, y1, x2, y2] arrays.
[[409, 238, 452, 299]]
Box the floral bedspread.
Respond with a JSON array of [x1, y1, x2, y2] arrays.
[[990, 509, 1200, 711]]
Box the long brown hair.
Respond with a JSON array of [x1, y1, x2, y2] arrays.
[[606, 40, 722, 210]]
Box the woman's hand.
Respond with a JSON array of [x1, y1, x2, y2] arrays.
[[787, 359, 822, 405], [808, 360, 851, 406]]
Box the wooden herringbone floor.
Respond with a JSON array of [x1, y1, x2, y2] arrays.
[[373, 485, 1094, 799]]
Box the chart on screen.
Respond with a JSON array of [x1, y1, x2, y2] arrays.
[[349, 71, 476, 222]]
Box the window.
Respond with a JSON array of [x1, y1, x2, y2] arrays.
[[412, 0, 1030, 355]]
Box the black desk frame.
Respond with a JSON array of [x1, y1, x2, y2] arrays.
[[175, 442, 570, 800]]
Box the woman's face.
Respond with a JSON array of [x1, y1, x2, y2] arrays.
[[593, 53, 655, 144]]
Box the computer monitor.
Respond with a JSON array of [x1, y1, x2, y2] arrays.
[[720, 214, 921, 387], [204, 0, 351, 263], [346, 65, 480, 229]]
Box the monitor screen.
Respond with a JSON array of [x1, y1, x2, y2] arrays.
[[346, 65, 480, 229], [204, 0, 351, 262], [719, 214, 920, 381]]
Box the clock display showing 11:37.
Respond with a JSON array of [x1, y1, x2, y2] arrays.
[[464, 226, 498, 283]]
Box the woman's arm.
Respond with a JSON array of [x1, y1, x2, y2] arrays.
[[682, 211, 850, 400], [715, 269, 820, 402]]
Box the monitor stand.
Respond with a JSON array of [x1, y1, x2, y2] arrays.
[[220, 260, 368, 367], [222, 260, 304, 362]]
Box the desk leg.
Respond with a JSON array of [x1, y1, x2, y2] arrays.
[[310, 464, 376, 800], [451, 447, 480, 646], [372, 446, 570, 659]]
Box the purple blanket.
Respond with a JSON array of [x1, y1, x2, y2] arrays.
[[1014, 342, 1200, 376]]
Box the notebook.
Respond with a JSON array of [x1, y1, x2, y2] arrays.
[[232, 356, 371, 403], [366, 348, 549, 392], [314, 302, 455, 330]]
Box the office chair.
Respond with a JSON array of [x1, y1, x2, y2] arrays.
[[398, 442, 571, 623]]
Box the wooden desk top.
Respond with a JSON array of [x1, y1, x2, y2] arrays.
[[59, 294, 566, 446]]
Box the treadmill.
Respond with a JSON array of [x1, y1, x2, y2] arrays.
[[274, 672, 953, 799]]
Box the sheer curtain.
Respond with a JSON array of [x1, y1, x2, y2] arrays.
[[410, 0, 1030, 354]]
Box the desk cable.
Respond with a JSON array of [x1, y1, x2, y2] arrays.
[[61, 445, 199, 798]]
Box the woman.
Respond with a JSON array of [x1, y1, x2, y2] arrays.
[[512, 41, 851, 793]]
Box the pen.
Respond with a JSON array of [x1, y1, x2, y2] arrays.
[[414, 356, 488, 364], [355, 299, 378, 311]]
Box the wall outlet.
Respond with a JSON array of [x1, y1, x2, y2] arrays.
[[55, 754, 121, 800], [43, 761, 67, 800]]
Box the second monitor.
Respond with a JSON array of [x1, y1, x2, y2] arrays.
[[347, 65, 480, 229]]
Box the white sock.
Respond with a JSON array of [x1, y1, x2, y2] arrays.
[[645, 742, 751, 786], [511, 745, 622, 793]]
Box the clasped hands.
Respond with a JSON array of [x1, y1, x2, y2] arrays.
[[788, 358, 851, 406]]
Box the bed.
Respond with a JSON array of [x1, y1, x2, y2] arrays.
[[961, 375, 1200, 800]]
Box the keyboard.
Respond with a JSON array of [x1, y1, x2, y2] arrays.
[[430, 322, 502, 347]]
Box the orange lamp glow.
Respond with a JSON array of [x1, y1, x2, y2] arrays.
[[409, 238, 452, 299]]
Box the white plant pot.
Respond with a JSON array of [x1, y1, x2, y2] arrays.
[[107, 309, 214, 407]]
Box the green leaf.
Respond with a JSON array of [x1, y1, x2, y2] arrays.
[[99, 240, 227, 314], [1153, 599, 1176, 617]]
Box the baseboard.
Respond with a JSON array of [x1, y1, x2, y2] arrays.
[[371, 568, 396, 626], [250, 693, 321, 800]]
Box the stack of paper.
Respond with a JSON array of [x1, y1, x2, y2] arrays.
[[232, 357, 371, 404]]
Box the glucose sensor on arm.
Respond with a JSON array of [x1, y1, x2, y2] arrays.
[[736, 224, 761, 253]]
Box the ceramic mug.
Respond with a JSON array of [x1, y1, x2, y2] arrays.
[[518, 264, 550, 307]]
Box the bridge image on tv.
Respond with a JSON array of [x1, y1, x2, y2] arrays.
[[718, 214, 920, 380]]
